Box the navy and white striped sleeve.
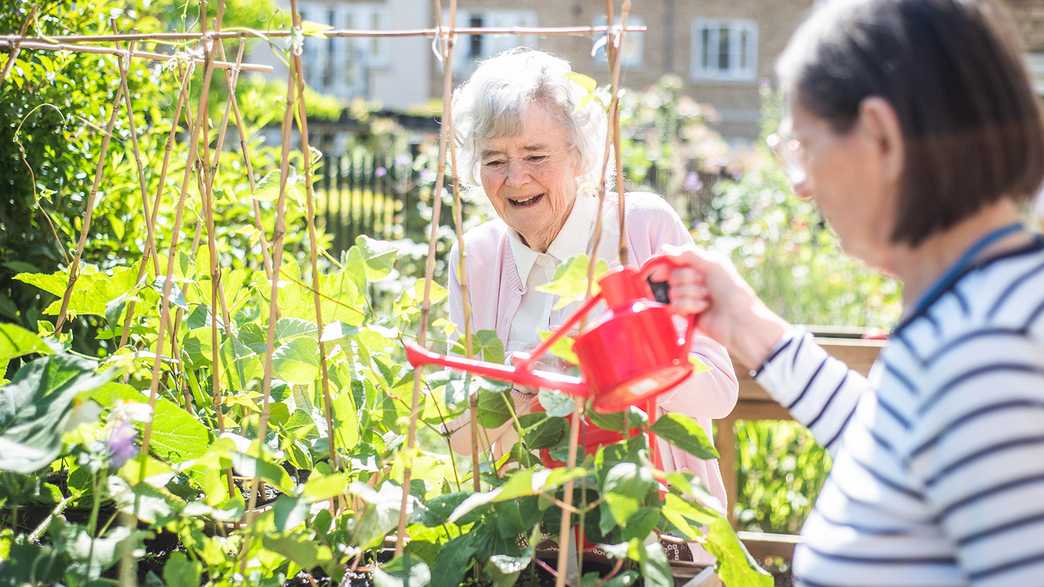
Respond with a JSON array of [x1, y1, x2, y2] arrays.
[[754, 328, 872, 456], [910, 333, 1044, 586]]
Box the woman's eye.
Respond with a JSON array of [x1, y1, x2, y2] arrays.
[[484, 160, 505, 167], [526, 156, 548, 163]]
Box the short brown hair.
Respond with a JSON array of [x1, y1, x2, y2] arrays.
[[777, 0, 1044, 246]]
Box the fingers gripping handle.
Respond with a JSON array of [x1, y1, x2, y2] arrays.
[[639, 255, 700, 352]]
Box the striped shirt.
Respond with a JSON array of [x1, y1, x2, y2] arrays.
[[755, 235, 1044, 587]]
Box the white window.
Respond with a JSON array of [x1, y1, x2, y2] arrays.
[[1027, 52, 1044, 96], [592, 15, 644, 68], [298, 2, 390, 97], [444, 9, 538, 74], [691, 18, 758, 82]]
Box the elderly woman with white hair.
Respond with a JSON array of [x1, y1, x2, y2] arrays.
[[443, 48, 739, 564]]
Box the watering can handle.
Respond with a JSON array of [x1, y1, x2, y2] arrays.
[[639, 255, 700, 354]]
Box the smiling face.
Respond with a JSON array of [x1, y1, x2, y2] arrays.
[[479, 101, 581, 252]]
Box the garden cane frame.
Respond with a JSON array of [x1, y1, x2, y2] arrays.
[[1, 1, 651, 584]]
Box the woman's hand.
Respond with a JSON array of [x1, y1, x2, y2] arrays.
[[659, 244, 791, 371]]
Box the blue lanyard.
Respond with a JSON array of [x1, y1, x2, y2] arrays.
[[910, 222, 1025, 315]]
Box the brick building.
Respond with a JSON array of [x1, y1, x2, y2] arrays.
[[435, 0, 813, 142], [258, 0, 1044, 143]]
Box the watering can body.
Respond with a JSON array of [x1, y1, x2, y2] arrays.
[[403, 254, 698, 412]]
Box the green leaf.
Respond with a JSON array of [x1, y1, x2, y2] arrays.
[[163, 551, 201, 587], [374, 554, 431, 587], [621, 507, 659, 541], [107, 476, 181, 525], [300, 19, 334, 37], [476, 385, 511, 429], [636, 539, 673, 587], [230, 451, 296, 494], [0, 541, 66, 584], [523, 416, 565, 449], [566, 71, 598, 94], [602, 463, 654, 525], [350, 481, 412, 550], [273, 336, 320, 385], [273, 495, 309, 532], [650, 413, 719, 459], [588, 406, 647, 433], [430, 533, 480, 587], [465, 330, 505, 364], [16, 265, 138, 318], [535, 255, 608, 310], [537, 330, 578, 365], [537, 390, 575, 417], [703, 516, 773, 587], [263, 534, 319, 568], [88, 383, 210, 462], [64, 525, 136, 580], [332, 390, 360, 449], [275, 317, 318, 341], [346, 235, 398, 292], [302, 472, 351, 502], [411, 491, 471, 527], [0, 354, 110, 473], [485, 552, 532, 587], [0, 323, 51, 362]]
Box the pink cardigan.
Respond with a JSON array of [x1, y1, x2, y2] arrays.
[[446, 193, 738, 557]]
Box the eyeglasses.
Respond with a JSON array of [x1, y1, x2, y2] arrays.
[[766, 127, 808, 185]]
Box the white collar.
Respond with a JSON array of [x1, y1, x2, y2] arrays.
[[508, 194, 598, 284]]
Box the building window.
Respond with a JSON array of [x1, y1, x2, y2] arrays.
[[592, 15, 644, 68], [1027, 52, 1044, 96], [446, 9, 538, 74], [298, 2, 390, 97], [691, 18, 757, 82], [468, 15, 484, 60]]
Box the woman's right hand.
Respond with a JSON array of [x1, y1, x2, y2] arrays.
[[660, 244, 791, 371]]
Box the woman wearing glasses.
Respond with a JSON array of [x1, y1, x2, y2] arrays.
[[664, 0, 1044, 585]]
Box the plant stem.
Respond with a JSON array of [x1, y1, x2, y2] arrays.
[[28, 494, 71, 543]]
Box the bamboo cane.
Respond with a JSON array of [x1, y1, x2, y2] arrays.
[[138, 0, 221, 497], [247, 32, 298, 519], [112, 30, 170, 351], [53, 58, 128, 335], [0, 25, 646, 45], [288, 0, 341, 484], [0, 39, 271, 72], [394, 0, 459, 557], [555, 2, 632, 584]]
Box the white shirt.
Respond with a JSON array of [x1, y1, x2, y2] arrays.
[[505, 194, 617, 355]]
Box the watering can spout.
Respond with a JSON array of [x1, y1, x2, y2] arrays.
[[404, 341, 588, 396]]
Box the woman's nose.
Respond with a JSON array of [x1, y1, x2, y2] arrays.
[[505, 160, 531, 187], [792, 175, 814, 201]]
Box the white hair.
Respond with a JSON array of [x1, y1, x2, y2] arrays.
[[451, 47, 613, 195]]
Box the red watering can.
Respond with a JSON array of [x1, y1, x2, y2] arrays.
[[404, 255, 698, 413]]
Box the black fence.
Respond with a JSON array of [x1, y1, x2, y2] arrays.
[[316, 147, 714, 256], [318, 150, 432, 252]]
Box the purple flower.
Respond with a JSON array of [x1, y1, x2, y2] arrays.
[[682, 171, 702, 193], [376, 166, 387, 177], [106, 420, 138, 468]]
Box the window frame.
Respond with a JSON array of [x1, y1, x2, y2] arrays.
[[690, 18, 758, 82]]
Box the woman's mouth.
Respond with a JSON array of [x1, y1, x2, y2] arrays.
[[507, 193, 545, 208]]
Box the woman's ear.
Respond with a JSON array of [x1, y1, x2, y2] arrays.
[[858, 97, 905, 185]]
